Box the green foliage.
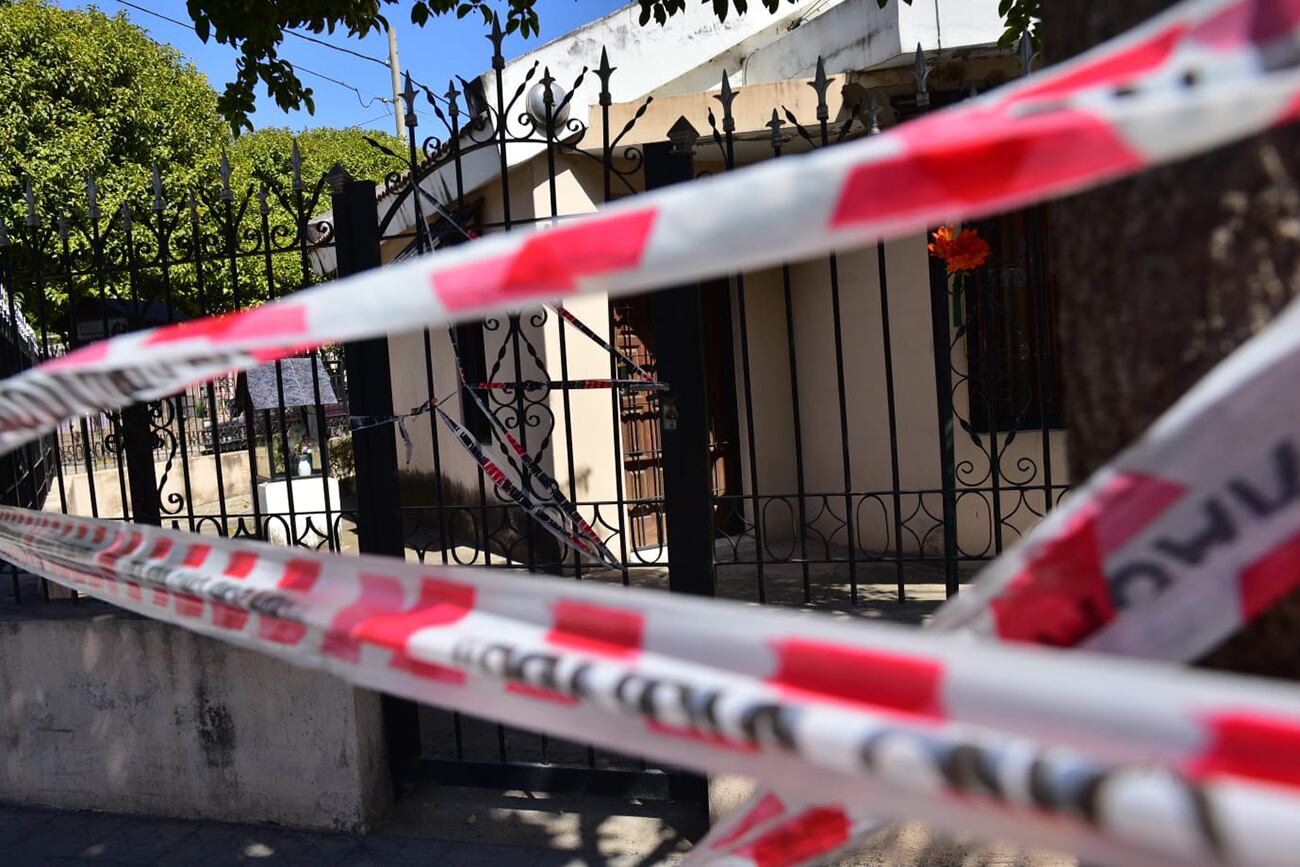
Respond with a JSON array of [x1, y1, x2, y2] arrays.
[[0, 0, 226, 255], [0, 0, 226, 326], [186, 0, 541, 132], [0, 1, 404, 331], [640, 0, 797, 26], [217, 125, 405, 307], [0, 1, 228, 186], [995, 0, 1040, 49]]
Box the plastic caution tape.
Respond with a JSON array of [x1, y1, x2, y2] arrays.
[[6, 506, 1300, 867], [692, 245, 1300, 865], [1, 0, 1300, 456]]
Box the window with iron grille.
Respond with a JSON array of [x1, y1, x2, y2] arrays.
[[962, 206, 1065, 433]]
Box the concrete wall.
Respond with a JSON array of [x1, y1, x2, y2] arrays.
[[0, 603, 390, 832], [44, 452, 253, 520]]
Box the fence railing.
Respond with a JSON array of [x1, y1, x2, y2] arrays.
[[0, 21, 1063, 803]]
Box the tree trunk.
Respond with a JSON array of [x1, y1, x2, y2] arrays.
[[1044, 1, 1300, 678]]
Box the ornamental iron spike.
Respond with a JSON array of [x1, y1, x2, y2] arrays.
[[458, 74, 489, 117], [291, 140, 304, 191], [767, 108, 784, 150], [120, 201, 132, 230], [597, 47, 615, 107], [403, 71, 418, 128], [913, 44, 931, 109], [86, 174, 99, 220], [24, 179, 36, 227], [219, 150, 233, 201], [714, 72, 737, 134], [810, 56, 830, 123], [541, 66, 555, 106], [867, 94, 882, 135], [258, 186, 270, 216], [151, 164, 165, 212], [489, 16, 505, 71], [445, 79, 460, 120], [56, 211, 67, 241]]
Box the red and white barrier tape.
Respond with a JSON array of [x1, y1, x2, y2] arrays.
[[1, 0, 1299, 456], [694, 245, 1300, 864], [4, 504, 1300, 866], [3, 0, 1300, 863]]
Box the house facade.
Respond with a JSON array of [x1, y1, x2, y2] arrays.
[[368, 0, 1068, 603]]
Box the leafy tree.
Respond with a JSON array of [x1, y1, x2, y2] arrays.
[[216, 125, 404, 309], [0, 1, 404, 330], [0, 0, 227, 320]]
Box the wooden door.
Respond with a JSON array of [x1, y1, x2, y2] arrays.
[[612, 282, 742, 552]]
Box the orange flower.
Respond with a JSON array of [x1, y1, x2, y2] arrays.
[[928, 225, 989, 273]]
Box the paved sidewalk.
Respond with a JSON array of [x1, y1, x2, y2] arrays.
[[0, 805, 602, 866]]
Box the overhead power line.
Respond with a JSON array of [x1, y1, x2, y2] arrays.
[[110, 0, 393, 109], [112, 0, 457, 115], [112, 0, 389, 66], [284, 27, 389, 67]]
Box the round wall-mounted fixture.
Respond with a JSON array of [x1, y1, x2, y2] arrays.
[[526, 81, 570, 132]]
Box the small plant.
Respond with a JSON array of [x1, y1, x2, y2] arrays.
[[328, 435, 355, 479]]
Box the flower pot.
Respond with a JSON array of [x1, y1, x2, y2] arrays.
[[297, 455, 312, 477]]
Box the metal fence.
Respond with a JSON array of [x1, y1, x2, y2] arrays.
[[0, 25, 1064, 806], [0, 145, 353, 558]]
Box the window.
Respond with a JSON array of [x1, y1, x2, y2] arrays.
[[453, 322, 492, 443], [962, 206, 1065, 432]]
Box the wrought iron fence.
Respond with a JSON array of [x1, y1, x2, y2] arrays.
[[0, 144, 353, 566], [0, 19, 1065, 806]]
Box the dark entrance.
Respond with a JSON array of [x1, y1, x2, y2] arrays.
[[612, 281, 743, 553]]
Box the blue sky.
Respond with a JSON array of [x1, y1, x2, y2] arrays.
[[77, 1, 629, 133]]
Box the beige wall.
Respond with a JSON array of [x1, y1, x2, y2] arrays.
[[386, 105, 1068, 565], [385, 154, 638, 560], [729, 235, 1068, 558]]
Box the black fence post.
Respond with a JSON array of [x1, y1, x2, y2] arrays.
[[643, 131, 712, 809], [331, 168, 404, 556], [328, 166, 419, 793], [928, 250, 960, 597], [645, 134, 714, 600], [122, 404, 161, 526]]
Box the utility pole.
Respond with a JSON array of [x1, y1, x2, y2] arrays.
[[387, 25, 405, 137]]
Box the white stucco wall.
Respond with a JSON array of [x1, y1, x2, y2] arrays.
[[743, 0, 1004, 83]]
